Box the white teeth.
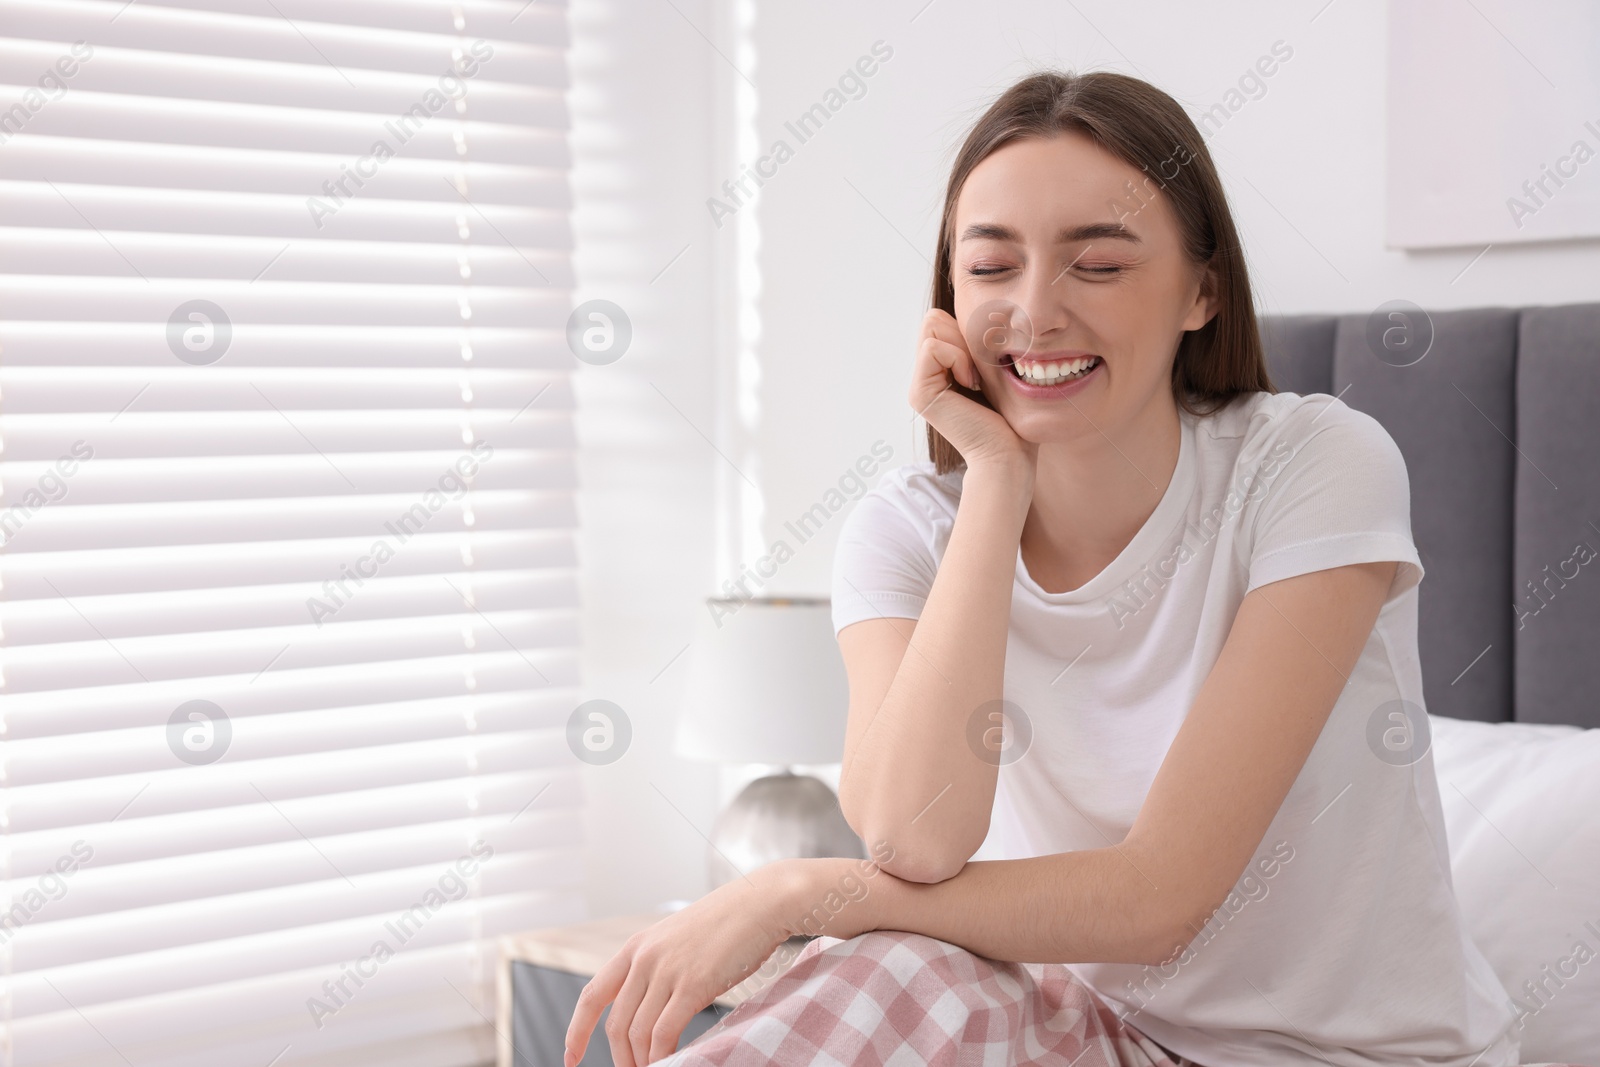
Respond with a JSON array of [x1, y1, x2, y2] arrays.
[[1012, 356, 1098, 384]]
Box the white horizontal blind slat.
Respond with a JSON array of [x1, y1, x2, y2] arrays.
[[0, 2, 579, 1064], [13, 940, 583, 1067]]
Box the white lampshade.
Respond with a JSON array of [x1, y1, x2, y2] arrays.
[[674, 597, 850, 765]]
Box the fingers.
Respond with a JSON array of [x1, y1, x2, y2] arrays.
[[924, 308, 986, 391], [565, 953, 627, 1067], [924, 306, 966, 349], [917, 333, 978, 392], [605, 960, 652, 1067], [927, 307, 981, 373], [647, 991, 701, 1064], [628, 977, 673, 1067]]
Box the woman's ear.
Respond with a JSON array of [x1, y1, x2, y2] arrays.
[[1182, 260, 1220, 332]]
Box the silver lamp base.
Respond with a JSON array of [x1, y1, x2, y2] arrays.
[[706, 770, 865, 888]]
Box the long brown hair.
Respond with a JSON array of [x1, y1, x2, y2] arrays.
[[927, 70, 1273, 473]]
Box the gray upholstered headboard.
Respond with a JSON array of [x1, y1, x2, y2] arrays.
[[1259, 303, 1600, 729]]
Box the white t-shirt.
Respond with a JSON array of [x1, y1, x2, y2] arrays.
[[830, 391, 1519, 1067]]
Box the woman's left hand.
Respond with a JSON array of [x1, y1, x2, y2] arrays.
[[564, 859, 854, 1067]]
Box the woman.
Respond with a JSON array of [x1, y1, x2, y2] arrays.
[[565, 71, 1529, 1067]]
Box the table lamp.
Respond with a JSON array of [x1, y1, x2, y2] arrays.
[[675, 596, 866, 888]]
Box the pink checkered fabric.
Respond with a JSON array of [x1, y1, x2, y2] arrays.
[[658, 930, 1594, 1067], [657, 930, 1193, 1067]]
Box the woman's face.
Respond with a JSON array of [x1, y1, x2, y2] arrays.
[[949, 132, 1216, 446]]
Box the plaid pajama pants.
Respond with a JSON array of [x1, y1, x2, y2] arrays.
[[658, 930, 1195, 1067], [658, 929, 1593, 1067]]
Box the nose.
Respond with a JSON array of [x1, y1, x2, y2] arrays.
[[1014, 260, 1072, 351]]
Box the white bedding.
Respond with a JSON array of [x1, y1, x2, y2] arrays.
[[1429, 714, 1600, 1064]]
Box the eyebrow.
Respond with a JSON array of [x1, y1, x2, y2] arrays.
[[958, 221, 1142, 245]]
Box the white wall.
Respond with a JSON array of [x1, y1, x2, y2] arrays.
[[569, 0, 725, 917], [745, 0, 1600, 594], [571, 0, 1600, 918]]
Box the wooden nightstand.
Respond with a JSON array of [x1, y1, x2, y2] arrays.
[[497, 913, 804, 1067]]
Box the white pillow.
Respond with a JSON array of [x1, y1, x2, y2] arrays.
[[1428, 714, 1600, 1065]]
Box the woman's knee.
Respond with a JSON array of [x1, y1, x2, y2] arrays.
[[827, 929, 953, 959], [816, 929, 992, 991]]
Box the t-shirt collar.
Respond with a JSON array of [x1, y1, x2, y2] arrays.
[[1014, 408, 1199, 605]]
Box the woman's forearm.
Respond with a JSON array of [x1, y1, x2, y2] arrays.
[[780, 849, 1176, 968], [838, 460, 1032, 882]]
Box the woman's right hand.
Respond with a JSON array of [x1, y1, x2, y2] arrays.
[[910, 307, 1037, 479]]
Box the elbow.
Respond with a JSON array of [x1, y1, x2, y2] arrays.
[[845, 808, 984, 885], [839, 779, 985, 884], [873, 843, 968, 884]]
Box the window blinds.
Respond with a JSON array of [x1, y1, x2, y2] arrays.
[[0, 2, 582, 1065]]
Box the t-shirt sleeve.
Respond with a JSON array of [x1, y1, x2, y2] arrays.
[[1245, 403, 1424, 602], [830, 480, 941, 634]]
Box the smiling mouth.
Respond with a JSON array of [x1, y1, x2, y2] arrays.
[[1004, 353, 1101, 386]]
